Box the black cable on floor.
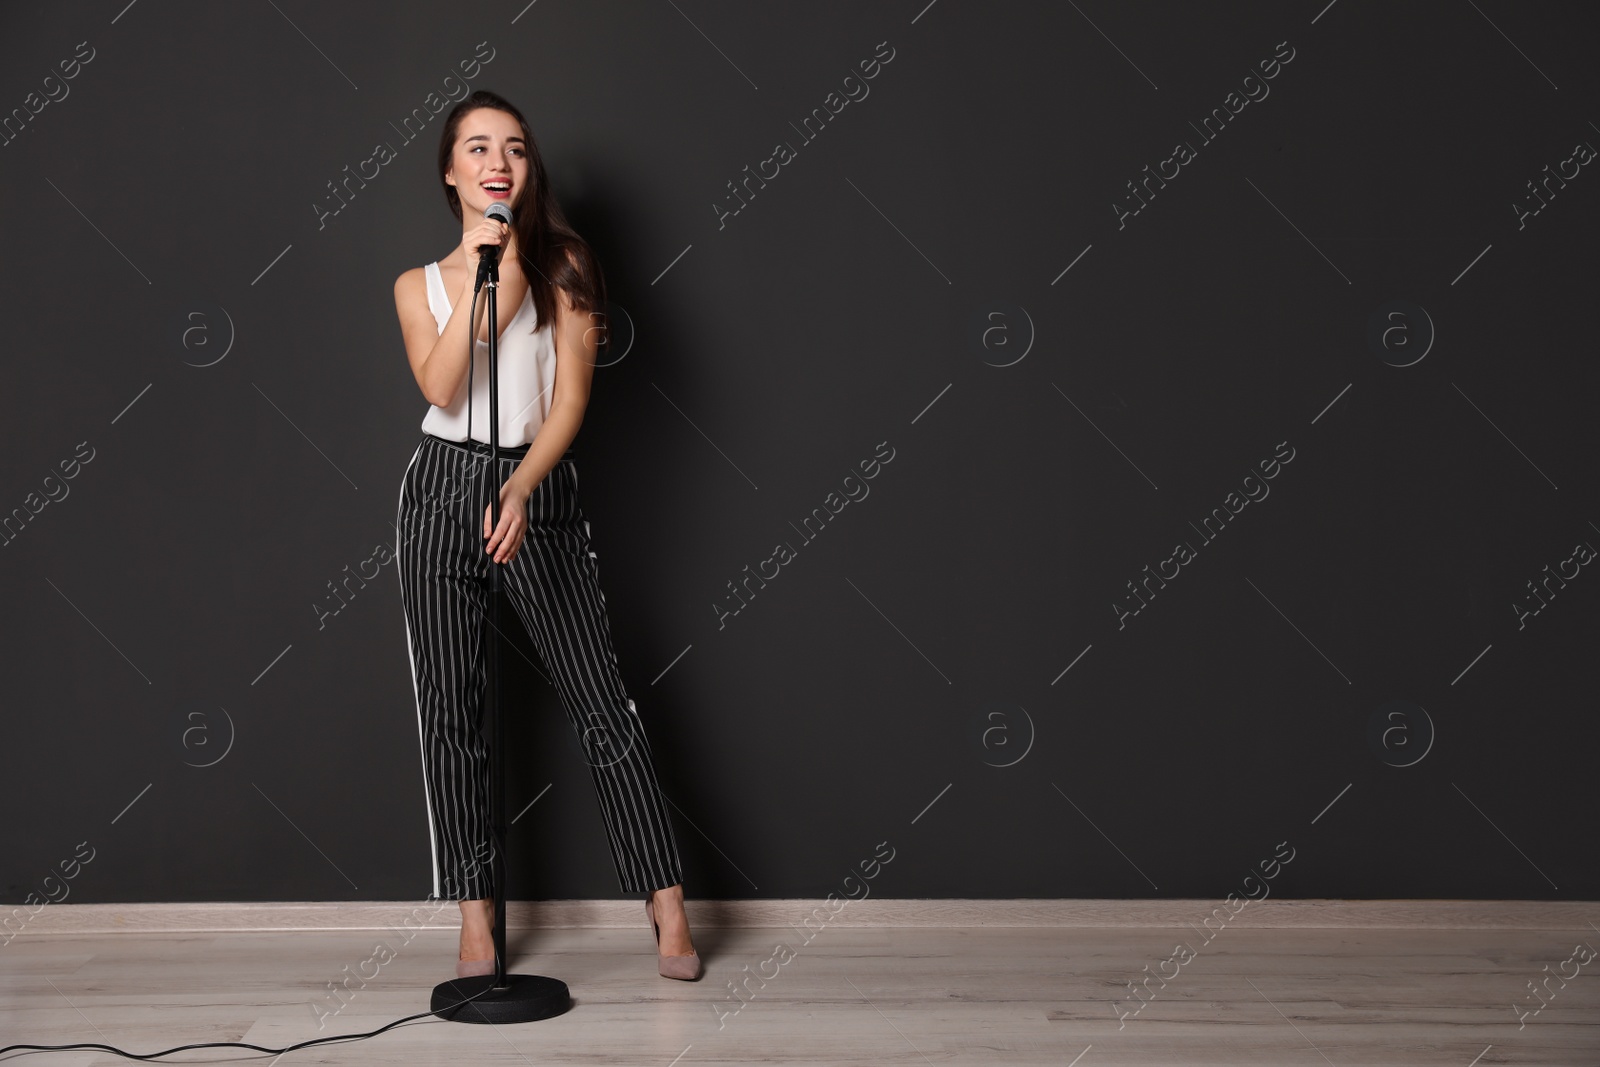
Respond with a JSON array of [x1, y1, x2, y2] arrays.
[[0, 979, 498, 1061]]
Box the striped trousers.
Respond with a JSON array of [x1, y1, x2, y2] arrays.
[[394, 433, 684, 900]]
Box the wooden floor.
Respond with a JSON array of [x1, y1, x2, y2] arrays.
[[4, 923, 1597, 1065]]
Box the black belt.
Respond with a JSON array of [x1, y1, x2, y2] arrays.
[[427, 434, 574, 462]]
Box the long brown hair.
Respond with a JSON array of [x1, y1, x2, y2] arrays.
[[437, 90, 606, 333]]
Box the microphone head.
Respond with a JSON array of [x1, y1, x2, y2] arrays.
[[485, 202, 514, 226]]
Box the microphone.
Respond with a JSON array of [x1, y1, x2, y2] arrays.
[[474, 201, 514, 291]]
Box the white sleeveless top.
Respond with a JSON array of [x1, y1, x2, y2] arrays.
[[418, 260, 557, 447]]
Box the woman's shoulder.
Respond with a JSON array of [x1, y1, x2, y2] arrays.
[[396, 260, 437, 284], [395, 256, 453, 298], [393, 262, 442, 325], [394, 264, 427, 302]]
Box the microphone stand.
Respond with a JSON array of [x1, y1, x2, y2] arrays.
[[431, 241, 570, 1024]]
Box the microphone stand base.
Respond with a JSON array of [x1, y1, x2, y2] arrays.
[[430, 973, 571, 1024]]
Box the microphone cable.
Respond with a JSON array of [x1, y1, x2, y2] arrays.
[[0, 976, 502, 1061]]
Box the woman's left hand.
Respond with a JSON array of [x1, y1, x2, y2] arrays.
[[484, 479, 532, 564]]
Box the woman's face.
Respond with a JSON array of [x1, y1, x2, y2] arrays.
[[447, 107, 531, 217]]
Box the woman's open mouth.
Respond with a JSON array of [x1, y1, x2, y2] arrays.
[[482, 181, 512, 199]]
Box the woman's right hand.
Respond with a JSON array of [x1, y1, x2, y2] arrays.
[[466, 217, 510, 273]]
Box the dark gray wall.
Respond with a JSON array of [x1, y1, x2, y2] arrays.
[[2, 1, 1595, 909]]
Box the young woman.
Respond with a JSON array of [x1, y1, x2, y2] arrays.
[[391, 90, 700, 981]]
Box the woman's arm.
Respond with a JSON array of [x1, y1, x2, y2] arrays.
[[394, 267, 492, 408], [478, 251, 603, 564], [395, 220, 506, 407], [505, 256, 599, 497]]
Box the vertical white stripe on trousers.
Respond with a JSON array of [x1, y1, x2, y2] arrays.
[[394, 440, 440, 900]]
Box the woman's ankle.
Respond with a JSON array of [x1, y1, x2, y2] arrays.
[[458, 897, 494, 928]]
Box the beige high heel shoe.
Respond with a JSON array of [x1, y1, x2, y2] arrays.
[[455, 956, 495, 979], [645, 895, 702, 981]]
